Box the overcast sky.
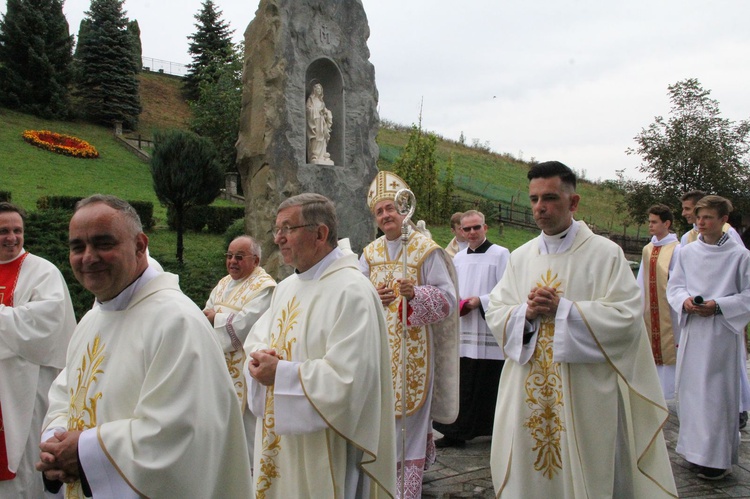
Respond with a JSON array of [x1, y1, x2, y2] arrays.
[[5, 0, 750, 180]]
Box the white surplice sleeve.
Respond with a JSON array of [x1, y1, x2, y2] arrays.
[[210, 286, 273, 352]]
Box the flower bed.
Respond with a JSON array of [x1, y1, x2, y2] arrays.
[[22, 130, 99, 159]]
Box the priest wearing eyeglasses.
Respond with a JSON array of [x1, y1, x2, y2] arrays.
[[204, 235, 276, 468], [433, 210, 509, 448]]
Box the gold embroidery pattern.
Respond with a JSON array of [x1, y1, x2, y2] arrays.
[[523, 269, 565, 479], [364, 234, 437, 416], [225, 349, 247, 406], [256, 297, 300, 498], [66, 335, 106, 498]]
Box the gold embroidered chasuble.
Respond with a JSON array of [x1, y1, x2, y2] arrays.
[[362, 231, 459, 423], [245, 252, 396, 498], [43, 273, 252, 498], [207, 267, 275, 406], [486, 222, 677, 498], [641, 241, 678, 365]]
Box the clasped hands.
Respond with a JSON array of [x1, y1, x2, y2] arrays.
[[376, 278, 415, 307], [35, 429, 82, 484], [248, 349, 279, 386], [682, 297, 717, 317], [525, 286, 559, 321]]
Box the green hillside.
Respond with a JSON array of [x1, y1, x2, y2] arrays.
[[0, 71, 641, 314], [1, 70, 634, 236], [377, 125, 632, 236]]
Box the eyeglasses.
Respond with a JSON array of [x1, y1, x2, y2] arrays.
[[225, 253, 249, 262], [461, 224, 483, 233], [271, 224, 316, 237]]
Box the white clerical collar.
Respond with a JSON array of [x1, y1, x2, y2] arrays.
[[98, 265, 160, 311], [457, 240, 469, 251], [297, 247, 343, 281], [540, 220, 579, 255], [651, 233, 678, 246], [0, 248, 26, 264]]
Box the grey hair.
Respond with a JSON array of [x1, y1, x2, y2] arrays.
[[278, 193, 338, 247], [232, 235, 262, 261], [75, 194, 143, 235]]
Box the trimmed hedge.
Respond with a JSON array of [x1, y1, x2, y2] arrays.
[[24, 209, 92, 320], [36, 195, 155, 230], [168, 205, 245, 234], [224, 218, 246, 247]]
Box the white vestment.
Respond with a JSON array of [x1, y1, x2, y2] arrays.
[[486, 221, 677, 498], [0, 251, 75, 498], [667, 236, 750, 469], [454, 241, 509, 360], [636, 233, 680, 399], [246, 248, 396, 498], [681, 224, 750, 411], [205, 266, 275, 463], [43, 271, 252, 498], [360, 232, 458, 499]]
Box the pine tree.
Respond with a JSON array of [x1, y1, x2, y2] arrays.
[[0, 0, 73, 118], [184, 0, 234, 101], [74, 0, 141, 129]]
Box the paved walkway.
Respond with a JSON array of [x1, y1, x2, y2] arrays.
[[423, 402, 750, 498]]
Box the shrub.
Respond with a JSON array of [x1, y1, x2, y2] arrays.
[[224, 218, 246, 247], [129, 200, 155, 230], [24, 209, 92, 320], [206, 206, 244, 234], [167, 205, 244, 234], [36, 195, 82, 211]]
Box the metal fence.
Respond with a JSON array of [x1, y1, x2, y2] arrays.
[[141, 57, 188, 77]]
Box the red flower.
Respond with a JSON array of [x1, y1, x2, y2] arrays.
[[22, 130, 99, 159]]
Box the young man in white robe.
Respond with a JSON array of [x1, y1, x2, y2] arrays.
[[434, 209, 509, 447], [204, 235, 275, 466], [245, 193, 396, 498], [636, 204, 680, 400], [680, 190, 750, 428], [444, 211, 468, 258], [667, 195, 750, 480], [36, 195, 252, 498], [359, 171, 459, 499], [486, 161, 677, 498], [0, 203, 76, 498]]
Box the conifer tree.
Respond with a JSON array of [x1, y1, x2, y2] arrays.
[[74, 0, 141, 129], [150, 129, 223, 264], [184, 0, 234, 101], [0, 0, 73, 118]]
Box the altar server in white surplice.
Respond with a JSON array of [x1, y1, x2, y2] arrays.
[[360, 171, 459, 499], [667, 195, 750, 481], [37, 195, 252, 498], [433, 209, 509, 448], [486, 161, 676, 498], [636, 204, 681, 400], [245, 193, 396, 498], [0, 202, 75, 498], [680, 189, 750, 428], [204, 235, 275, 464]]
